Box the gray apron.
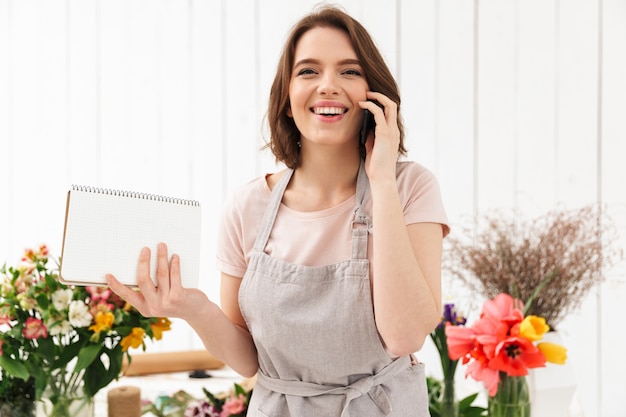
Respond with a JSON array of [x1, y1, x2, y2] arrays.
[[239, 163, 429, 416]]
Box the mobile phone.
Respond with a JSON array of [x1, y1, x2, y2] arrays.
[[360, 109, 375, 147]]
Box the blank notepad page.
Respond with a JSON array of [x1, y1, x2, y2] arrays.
[[60, 186, 201, 288]]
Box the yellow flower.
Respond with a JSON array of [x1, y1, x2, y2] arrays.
[[538, 342, 568, 364], [121, 327, 145, 351], [150, 317, 172, 340], [89, 311, 115, 334], [17, 293, 36, 310], [519, 315, 550, 341]]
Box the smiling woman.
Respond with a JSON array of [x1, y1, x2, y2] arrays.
[[104, 5, 449, 417], [2, 1, 625, 416]]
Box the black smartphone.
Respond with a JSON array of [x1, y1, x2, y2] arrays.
[[360, 109, 375, 147]]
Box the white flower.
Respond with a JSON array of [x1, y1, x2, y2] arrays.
[[68, 300, 93, 328], [48, 319, 73, 336], [51, 288, 74, 311]]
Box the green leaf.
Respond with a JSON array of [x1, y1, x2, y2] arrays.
[[83, 356, 106, 397], [458, 393, 479, 408], [460, 406, 489, 417], [234, 382, 246, 396], [74, 344, 102, 373], [0, 355, 30, 380]]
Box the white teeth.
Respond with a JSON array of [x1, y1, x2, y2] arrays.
[[313, 107, 345, 115]]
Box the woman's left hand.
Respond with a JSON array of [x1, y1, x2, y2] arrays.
[[359, 91, 400, 181]]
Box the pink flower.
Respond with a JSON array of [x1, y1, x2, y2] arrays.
[[220, 394, 247, 417], [184, 399, 220, 417], [22, 317, 48, 339], [445, 324, 476, 362], [87, 286, 112, 303], [0, 304, 12, 325]]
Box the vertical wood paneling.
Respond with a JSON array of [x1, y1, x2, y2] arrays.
[[554, 2, 602, 415], [7, 0, 68, 261], [222, 0, 258, 196], [476, 0, 518, 210], [158, 0, 192, 196], [599, 1, 626, 416], [187, 0, 224, 348], [398, 1, 438, 171], [435, 0, 475, 222], [0, 0, 11, 260], [556, 0, 600, 205], [2, 1, 626, 415], [516, 0, 558, 213], [125, 0, 160, 189], [67, 0, 99, 186]]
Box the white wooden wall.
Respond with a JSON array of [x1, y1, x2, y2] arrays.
[[1, 1, 625, 416]]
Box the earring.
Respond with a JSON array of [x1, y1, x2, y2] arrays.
[[297, 141, 301, 148]]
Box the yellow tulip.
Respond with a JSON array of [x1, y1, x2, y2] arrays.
[[519, 315, 550, 341], [538, 342, 568, 364]]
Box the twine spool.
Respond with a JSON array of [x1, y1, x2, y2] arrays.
[[107, 385, 141, 417]]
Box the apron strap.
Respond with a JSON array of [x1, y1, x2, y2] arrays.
[[256, 355, 412, 417], [352, 161, 371, 260], [252, 168, 294, 252]]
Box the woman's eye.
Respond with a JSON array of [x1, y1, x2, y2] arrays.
[[343, 69, 362, 76], [297, 68, 317, 76]]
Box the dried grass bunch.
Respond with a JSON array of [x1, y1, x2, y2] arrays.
[[444, 205, 623, 329]]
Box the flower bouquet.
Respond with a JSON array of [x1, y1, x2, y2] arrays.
[[142, 381, 253, 417], [429, 303, 486, 417], [0, 244, 172, 416], [445, 293, 567, 417]]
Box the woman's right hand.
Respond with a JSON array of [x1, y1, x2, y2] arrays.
[[106, 242, 209, 321], [107, 242, 259, 377]]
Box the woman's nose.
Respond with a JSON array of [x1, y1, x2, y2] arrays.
[[317, 73, 341, 95]]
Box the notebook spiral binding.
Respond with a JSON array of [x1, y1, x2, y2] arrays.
[[71, 184, 200, 207]]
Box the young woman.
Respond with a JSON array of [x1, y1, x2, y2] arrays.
[[107, 5, 449, 416]]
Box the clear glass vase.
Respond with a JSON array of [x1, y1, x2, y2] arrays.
[[488, 374, 531, 417], [36, 384, 94, 417], [440, 377, 458, 417]]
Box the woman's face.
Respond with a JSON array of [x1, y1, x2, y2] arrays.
[[288, 26, 369, 149]]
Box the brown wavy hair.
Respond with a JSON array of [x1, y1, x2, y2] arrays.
[[265, 5, 406, 169]]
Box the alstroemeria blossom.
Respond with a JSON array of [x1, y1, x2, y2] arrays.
[[150, 317, 172, 340], [51, 288, 74, 311], [23, 317, 48, 339], [89, 311, 115, 334], [121, 327, 145, 351], [220, 393, 247, 417], [48, 319, 73, 336], [17, 293, 36, 310], [68, 300, 93, 327]]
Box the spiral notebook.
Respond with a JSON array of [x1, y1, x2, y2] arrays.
[[60, 185, 201, 288]]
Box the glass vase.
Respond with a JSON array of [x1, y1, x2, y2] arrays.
[[37, 385, 94, 417], [488, 374, 530, 417], [440, 377, 458, 417]]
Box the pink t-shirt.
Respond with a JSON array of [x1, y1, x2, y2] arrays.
[[217, 161, 449, 278]]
